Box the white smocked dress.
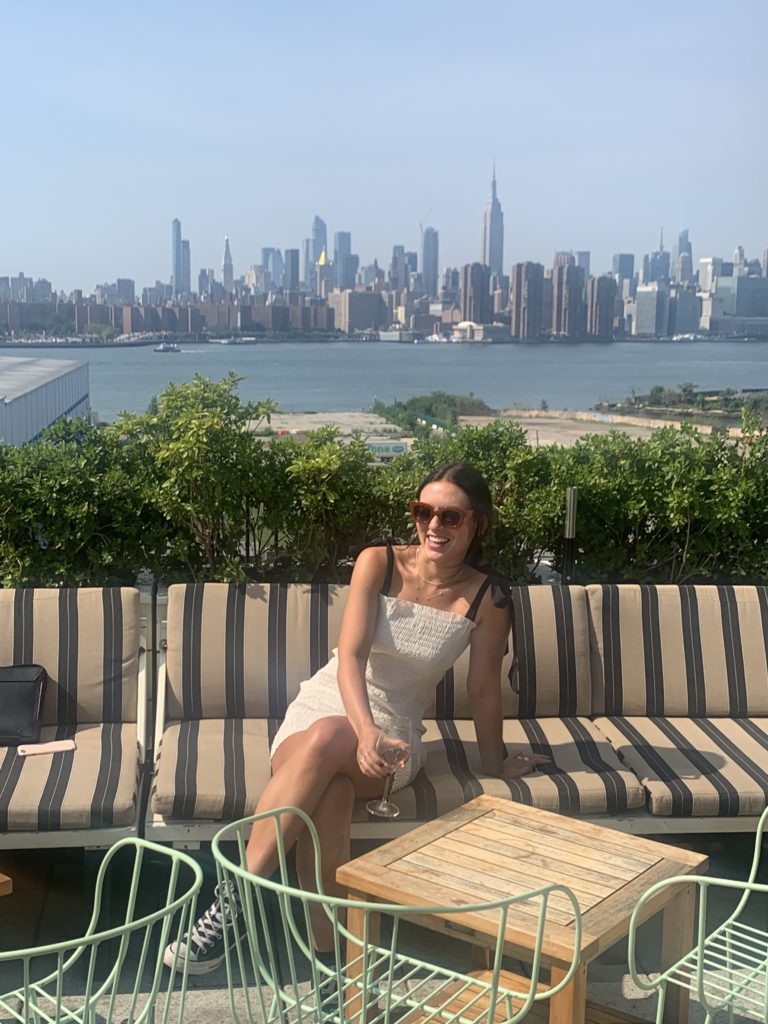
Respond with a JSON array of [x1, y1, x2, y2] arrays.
[[270, 542, 493, 792]]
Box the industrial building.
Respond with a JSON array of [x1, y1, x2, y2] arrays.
[[0, 357, 90, 444]]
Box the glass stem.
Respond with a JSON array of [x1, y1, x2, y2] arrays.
[[380, 772, 395, 804]]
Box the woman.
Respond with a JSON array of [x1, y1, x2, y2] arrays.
[[165, 461, 548, 973]]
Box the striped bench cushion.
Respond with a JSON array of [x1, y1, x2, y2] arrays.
[[151, 716, 644, 822], [379, 718, 647, 819], [165, 583, 349, 720], [594, 717, 768, 817], [587, 584, 768, 716], [437, 585, 592, 718], [0, 588, 141, 725], [0, 723, 139, 830], [165, 582, 592, 722], [151, 719, 276, 819]]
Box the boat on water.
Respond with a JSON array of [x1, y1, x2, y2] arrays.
[[154, 342, 181, 353], [414, 333, 449, 344]]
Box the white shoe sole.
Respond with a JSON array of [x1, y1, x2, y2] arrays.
[[163, 942, 226, 975]]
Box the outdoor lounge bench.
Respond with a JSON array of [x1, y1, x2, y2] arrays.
[[2, 582, 766, 849], [0, 588, 146, 849], [146, 581, 768, 843]]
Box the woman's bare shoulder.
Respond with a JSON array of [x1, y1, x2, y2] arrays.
[[354, 544, 388, 573]]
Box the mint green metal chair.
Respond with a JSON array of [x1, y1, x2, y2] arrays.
[[212, 807, 582, 1024], [0, 837, 203, 1024], [628, 805, 768, 1023]]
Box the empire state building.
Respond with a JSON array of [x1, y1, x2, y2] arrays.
[[481, 167, 504, 275]]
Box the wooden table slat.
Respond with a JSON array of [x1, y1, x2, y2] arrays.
[[482, 801, 703, 866], [359, 803, 490, 867], [365, 857, 577, 926], [400, 849, 588, 918], [463, 819, 661, 878], [479, 812, 662, 869], [432, 835, 622, 899]]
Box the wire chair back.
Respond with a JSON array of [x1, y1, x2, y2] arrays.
[[213, 806, 582, 1024], [628, 805, 768, 1023], [0, 837, 203, 1024]]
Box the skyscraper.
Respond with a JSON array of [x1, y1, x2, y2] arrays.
[[510, 262, 544, 340], [634, 283, 669, 337], [422, 227, 439, 298], [587, 276, 617, 339], [675, 229, 693, 283], [460, 263, 491, 323], [612, 253, 635, 280], [181, 239, 191, 295], [575, 251, 590, 280], [171, 218, 183, 295], [312, 216, 327, 264], [315, 248, 333, 298], [302, 239, 313, 288], [552, 262, 585, 337], [643, 229, 670, 283], [333, 232, 352, 287], [222, 236, 234, 292], [481, 167, 504, 275], [284, 249, 300, 292], [389, 245, 408, 293], [339, 255, 359, 290], [268, 249, 283, 289]]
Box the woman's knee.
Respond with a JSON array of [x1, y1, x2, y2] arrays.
[[303, 718, 357, 764]]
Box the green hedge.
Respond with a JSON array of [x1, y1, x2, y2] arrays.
[[2, 375, 767, 587]]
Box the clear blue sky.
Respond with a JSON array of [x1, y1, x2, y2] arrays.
[[2, 0, 766, 293]]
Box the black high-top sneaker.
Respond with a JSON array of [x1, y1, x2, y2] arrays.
[[163, 882, 244, 974]]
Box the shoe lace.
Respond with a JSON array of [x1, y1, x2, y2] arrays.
[[189, 883, 239, 953]]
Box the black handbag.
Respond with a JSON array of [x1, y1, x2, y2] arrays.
[[0, 665, 48, 746]]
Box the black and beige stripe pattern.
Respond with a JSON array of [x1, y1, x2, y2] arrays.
[[428, 585, 592, 720], [151, 719, 276, 820], [349, 718, 646, 822], [164, 583, 349, 721], [0, 588, 141, 832], [593, 716, 768, 816], [153, 583, 350, 817], [154, 581, 768, 825], [587, 584, 768, 717]]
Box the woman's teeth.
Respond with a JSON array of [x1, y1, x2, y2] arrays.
[[427, 534, 449, 545]]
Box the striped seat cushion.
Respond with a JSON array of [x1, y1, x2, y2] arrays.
[[587, 584, 768, 716], [0, 588, 141, 725], [151, 719, 275, 819], [0, 723, 139, 831], [151, 715, 644, 823], [594, 717, 768, 817], [165, 583, 349, 720], [366, 718, 646, 820]]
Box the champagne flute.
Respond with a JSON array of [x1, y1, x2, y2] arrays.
[[366, 725, 412, 819]]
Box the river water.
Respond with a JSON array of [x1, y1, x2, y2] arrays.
[[2, 340, 767, 421]]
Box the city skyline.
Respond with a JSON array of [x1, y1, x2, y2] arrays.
[[4, 215, 764, 303], [2, 0, 767, 291]]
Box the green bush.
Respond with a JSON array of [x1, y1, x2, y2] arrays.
[[2, 378, 768, 587]]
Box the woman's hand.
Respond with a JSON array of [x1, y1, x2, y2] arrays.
[[355, 726, 389, 779], [498, 751, 551, 780]]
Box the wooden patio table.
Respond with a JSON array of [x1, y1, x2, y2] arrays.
[[337, 795, 708, 1024]]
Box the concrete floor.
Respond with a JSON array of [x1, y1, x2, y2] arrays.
[[1, 828, 766, 1022]]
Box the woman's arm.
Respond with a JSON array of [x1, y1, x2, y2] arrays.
[[336, 546, 389, 776], [467, 595, 549, 779]]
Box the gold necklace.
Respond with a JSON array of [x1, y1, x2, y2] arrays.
[[414, 552, 467, 604]]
